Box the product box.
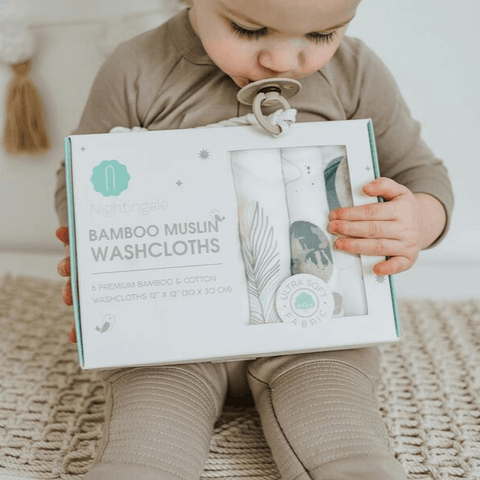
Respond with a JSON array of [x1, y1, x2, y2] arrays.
[[65, 119, 400, 370]]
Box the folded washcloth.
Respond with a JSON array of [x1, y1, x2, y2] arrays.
[[322, 147, 368, 316], [281, 146, 344, 316], [231, 149, 292, 325]]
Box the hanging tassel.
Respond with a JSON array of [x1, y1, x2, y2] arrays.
[[0, 19, 50, 155], [4, 59, 50, 154]]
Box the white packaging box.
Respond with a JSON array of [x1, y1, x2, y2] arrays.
[[65, 119, 400, 370]]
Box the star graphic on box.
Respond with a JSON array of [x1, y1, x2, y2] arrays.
[[199, 149, 210, 160]]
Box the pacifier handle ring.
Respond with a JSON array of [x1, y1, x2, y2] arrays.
[[252, 91, 292, 136]]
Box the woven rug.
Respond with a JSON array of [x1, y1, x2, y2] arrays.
[[0, 275, 479, 480]]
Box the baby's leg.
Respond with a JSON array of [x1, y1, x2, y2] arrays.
[[84, 363, 227, 480], [247, 348, 407, 480]]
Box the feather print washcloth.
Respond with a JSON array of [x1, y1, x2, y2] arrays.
[[231, 149, 291, 325]]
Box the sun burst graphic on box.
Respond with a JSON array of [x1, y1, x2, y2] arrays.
[[375, 275, 386, 284], [199, 149, 210, 160]]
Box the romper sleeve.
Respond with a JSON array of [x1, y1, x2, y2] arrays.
[[54, 41, 142, 225], [333, 37, 454, 247]]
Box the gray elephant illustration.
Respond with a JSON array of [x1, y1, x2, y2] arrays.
[[290, 221, 333, 282]]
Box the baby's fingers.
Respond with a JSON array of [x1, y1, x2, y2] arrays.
[[329, 220, 398, 239], [335, 237, 403, 257], [55, 226, 69, 245], [69, 323, 77, 344], [63, 279, 73, 306], [57, 257, 70, 277]]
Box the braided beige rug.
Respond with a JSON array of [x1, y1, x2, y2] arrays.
[[1, 274, 479, 480]]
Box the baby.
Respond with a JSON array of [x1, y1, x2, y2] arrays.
[[55, 0, 453, 479]]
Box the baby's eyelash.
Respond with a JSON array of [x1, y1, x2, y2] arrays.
[[230, 21, 337, 45], [230, 22, 268, 40], [307, 31, 337, 45]]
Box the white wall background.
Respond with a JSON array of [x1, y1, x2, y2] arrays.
[[347, 1, 480, 264], [0, 0, 478, 262]]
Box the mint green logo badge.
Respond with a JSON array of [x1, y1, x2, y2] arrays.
[[91, 160, 130, 197], [275, 274, 335, 328]]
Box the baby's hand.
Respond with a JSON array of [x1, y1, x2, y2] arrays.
[[328, 177, 427, 276], [55, 226, 77, 343]]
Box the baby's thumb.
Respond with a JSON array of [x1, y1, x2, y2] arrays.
[[363, 177, 409, 201]]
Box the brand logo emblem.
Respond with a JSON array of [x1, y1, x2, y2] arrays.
[[276, 274, 334, 328], [91, 160, 130, 197]]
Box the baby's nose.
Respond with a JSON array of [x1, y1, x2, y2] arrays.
[[258, 45, 300, 76]]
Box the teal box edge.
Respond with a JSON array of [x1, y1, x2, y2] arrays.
[[366, 120, 401, 338], [64, 138, 85, 367]]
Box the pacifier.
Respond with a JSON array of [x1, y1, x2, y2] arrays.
[[237, 78, 302, 136]]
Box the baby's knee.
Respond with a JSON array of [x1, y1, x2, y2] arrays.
[[247, 347, 382, 397], [247, 351, 406, 480], [100, 362, 228, 416]]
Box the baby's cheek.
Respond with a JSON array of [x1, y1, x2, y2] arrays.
[[303, 38, 344, 75], [306, 47, 337, 75], [207, 39, 252, 71]]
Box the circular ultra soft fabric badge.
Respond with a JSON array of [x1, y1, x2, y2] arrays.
[[276, 274, 335, 329]]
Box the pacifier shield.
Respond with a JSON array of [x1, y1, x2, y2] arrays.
[[237, 78, 302, 106]]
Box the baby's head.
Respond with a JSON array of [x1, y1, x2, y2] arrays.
[[189, 0, 361, 87]]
